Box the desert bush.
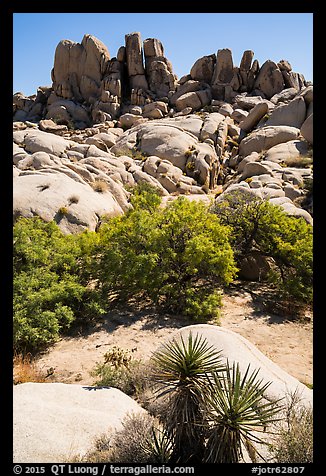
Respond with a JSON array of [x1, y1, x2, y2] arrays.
[[92, 362, 139, 395], [110, 412, 170, 463], [71, 433, 112, 463], [13, 217, 105, 354], [68, 195, 79, 204], [128, 182, 163, 211], [211, 192, 313, 304], [58, 206, 68, 215], [121, 147, 148, 161], [70, 413, 173, 463], [281, 156, 313, 168], [96, 195, 237, 320], [92, 347, 151, 398], [268, 392, 313, 463]]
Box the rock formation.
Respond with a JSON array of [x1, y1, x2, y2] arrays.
[[13, 32, 313, 233], [13, 31, 310, 126]]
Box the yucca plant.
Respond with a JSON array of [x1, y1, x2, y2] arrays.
[[151, 332, 225, 463], [141, 427, 174, 463], [203, 361, 283, 463]]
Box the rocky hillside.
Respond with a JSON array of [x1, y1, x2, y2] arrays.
[[13, 32, 313, 233]]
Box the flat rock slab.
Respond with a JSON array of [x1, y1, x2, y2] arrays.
[[13, 383, 146, 463], [159, 325, 312, 406]]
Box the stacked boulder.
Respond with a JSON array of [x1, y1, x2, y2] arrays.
[[13, 32, 313, 236], [13, 32, 177, 126], [13, 32, 310, 127]]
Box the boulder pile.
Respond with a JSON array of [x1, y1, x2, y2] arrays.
[[13, 32, 310, 126], [13, 32, 313, 233]]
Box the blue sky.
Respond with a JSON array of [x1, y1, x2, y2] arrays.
[[13, 13, 313, 96]]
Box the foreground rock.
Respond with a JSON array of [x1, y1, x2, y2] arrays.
[[160, 325, 312, 407], [13, 383, 146, 463]]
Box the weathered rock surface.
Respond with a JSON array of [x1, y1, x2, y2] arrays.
[[14, 129, 73, 156], [239, 102, 268, 132], [265, 96, 307, 128], [13, 171, 125, 233], [239, 126, 300, 156], [14, 32, 309, 132], [52, 35, 111, 103], [238, 250, 271, 281], [253, 60, 284, 99], [13, 383, 146, 463], [137, 123, 198, 169], [300, 112, 313, 144], [144, 37, 177, 98], [200, 113, 225, 141], [190, 54, 216, 83], [263, 140, 310, 164], [211, 48, 235, 101]]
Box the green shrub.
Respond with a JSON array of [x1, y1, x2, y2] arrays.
[[92, 361, 141, 395], [96, 196, 237, 320], [13, 217, 105, 354], [58, 206, 68, 215], [186, 160, 195, 170], [128, 182, 163, 212], [211, 193, 313, 304]]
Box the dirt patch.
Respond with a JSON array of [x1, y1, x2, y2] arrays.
[[34, 283, 313, 387], [220, 283, 313, 386]]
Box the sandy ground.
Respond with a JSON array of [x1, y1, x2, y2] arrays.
[[34, 282, 313, 387]]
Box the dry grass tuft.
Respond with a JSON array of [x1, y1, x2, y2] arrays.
[[68, 195, 80, 205], [281, 156, 313, 168], [268, 391, 313, 463], [91, 179, 109, 193], [13, 353, 46, 384]]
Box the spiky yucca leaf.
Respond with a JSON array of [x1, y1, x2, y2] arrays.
[[151, 332, 225, 392], [151, 332, 225, 462], [204, 361, 283, 463], [141, 427, 174, 463]]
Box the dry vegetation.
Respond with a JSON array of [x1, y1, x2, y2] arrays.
[[13, 353, 46, 384], [91, 179, 109, 193]]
